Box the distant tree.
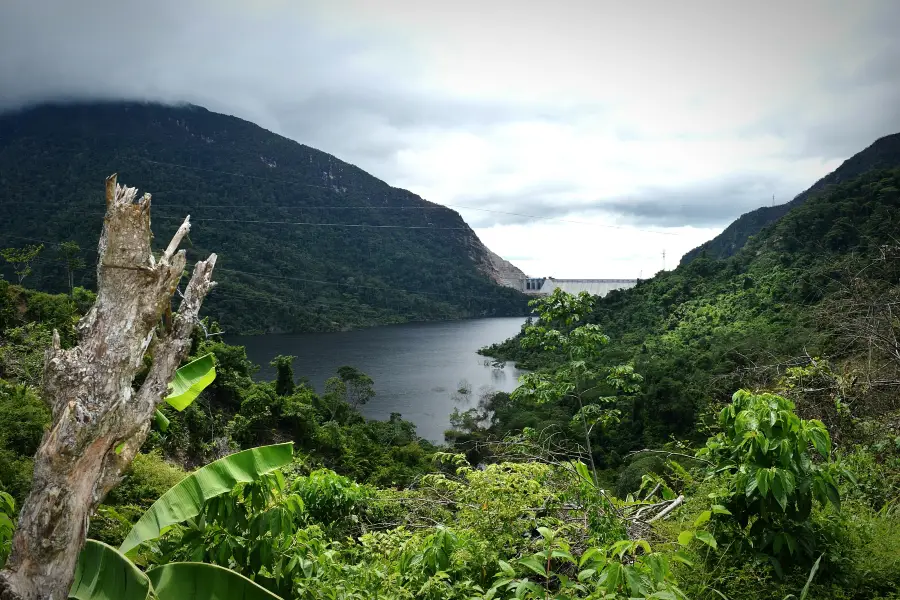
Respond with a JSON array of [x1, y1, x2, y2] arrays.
[[511, 289, 642, 485], [58, 241, 85, 294], [1, 244, 43, 285], [336, 365, 375, 409], [320, 376, 348, 422], [270, 355, 296, 396]]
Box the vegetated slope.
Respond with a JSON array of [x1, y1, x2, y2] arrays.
[[0, 102, 527, 333], [483, 165, 900, 464], [680, 131, 900, 265]]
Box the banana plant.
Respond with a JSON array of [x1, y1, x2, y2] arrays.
[[70, 443, 294, 599], [69, 540, 282, 600], [68, 353, 282, 600], [154, 353, 217, 432], [69, 541, 151, 600], [120, 442, 294, 555]]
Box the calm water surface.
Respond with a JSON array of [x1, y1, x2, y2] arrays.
[[230, 317, 527, 443]]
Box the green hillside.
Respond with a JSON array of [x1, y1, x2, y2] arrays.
[[680, 132, 900, 265], [0, 102, 527, 333], [482, 164, 900, 466]]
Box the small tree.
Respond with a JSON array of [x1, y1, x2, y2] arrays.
[[511, 289, 642, 484], [336, 365, 375, 409], [698, 389, 844, 572], [1, 244, 43, 285], [58, 241, 85, 294], [320, 376, 348, 423], [270, 355, 296, 396]]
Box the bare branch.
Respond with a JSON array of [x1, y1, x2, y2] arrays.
[[625, 448, 713, 466], [647, 495, 684, 522], [162, 216, 191, 264]]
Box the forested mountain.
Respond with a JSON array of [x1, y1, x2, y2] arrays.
[[0, 102, 527, 333], [483, 160, 900, 468], [680, 132, 900, 265]]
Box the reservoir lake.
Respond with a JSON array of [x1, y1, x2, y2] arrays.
[[230, 317, 528, 443]]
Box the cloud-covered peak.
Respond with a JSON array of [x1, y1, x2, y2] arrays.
[[2, 0, 899, 277]]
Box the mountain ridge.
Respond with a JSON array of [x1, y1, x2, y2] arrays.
[[680, 131, 900, 266], [0, 101, 528, 333]]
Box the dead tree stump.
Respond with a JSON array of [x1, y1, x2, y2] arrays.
[[0, 175, 217, 600]]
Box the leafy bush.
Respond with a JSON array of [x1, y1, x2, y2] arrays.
[[104, 451, 187, 508], [0, 324, 55, 386], [0, 381, 48, 503], [0, 491, 14, 567], [699, 390, 845, 571], [615, 455, 665, 499], [487, 529, 688, 600], [0, 381, 49, 457], [292, 469, 369, 527]]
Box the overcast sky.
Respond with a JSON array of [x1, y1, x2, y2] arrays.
[[3, 0, 900, 278]]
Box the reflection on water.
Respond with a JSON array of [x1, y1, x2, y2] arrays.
[[229, 317, 527, 443]]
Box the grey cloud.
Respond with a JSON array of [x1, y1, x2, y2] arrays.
[[2, 0, 900, 235], [746, 3, 900, 162], [600, 175, 802, 228], [759, 83, 900, 164], [451, 181, 590, 227], [0, 0, 590, 183], [277, 89, 571, 132], [453, 176, 801, 229], [270, 92, 590, 181]]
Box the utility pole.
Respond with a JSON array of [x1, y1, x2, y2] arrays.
[[662, 249, 666, 271]]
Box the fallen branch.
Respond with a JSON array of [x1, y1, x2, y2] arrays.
[[647, 495, 685, 523]]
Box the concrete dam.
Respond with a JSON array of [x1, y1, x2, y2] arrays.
[[500, 277, 638, 297]]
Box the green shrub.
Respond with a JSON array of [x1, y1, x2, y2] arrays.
[[0, 381, 48, 504], [614, 454, 665, 498], [88, 504, 145, 548], [0, 450, 34, 506], [0, 490, 14, 567], [699, 390, 845, 572], [0, 381, 49, 457], [105, 451, 187, 508], [292, 469, 369, 526], [0, 324, 55, 386]]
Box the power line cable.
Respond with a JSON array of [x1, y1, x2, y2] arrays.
[[0, 211, 471, 232], [4, 152, 683, 236], [151, 215, 470, 230], [2, 237, 535, 305], [138, 157, 682, 236]]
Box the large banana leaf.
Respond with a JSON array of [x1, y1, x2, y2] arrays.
[[147, 563, 283, 600], [119, 443, 294, 554], [69, 540, 151, 600], [165, 353, 216, 411]]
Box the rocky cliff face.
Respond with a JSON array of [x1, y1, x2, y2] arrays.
[[473, 243, 527, 290]]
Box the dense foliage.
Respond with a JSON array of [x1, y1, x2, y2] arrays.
[[0, 282, 438, 514], [481, 167, 900, 472], [0, 102, 528, 334], [2, 140, 900, 599]]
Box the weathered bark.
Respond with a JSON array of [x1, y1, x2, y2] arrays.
[[0, 175, 217, 600]]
